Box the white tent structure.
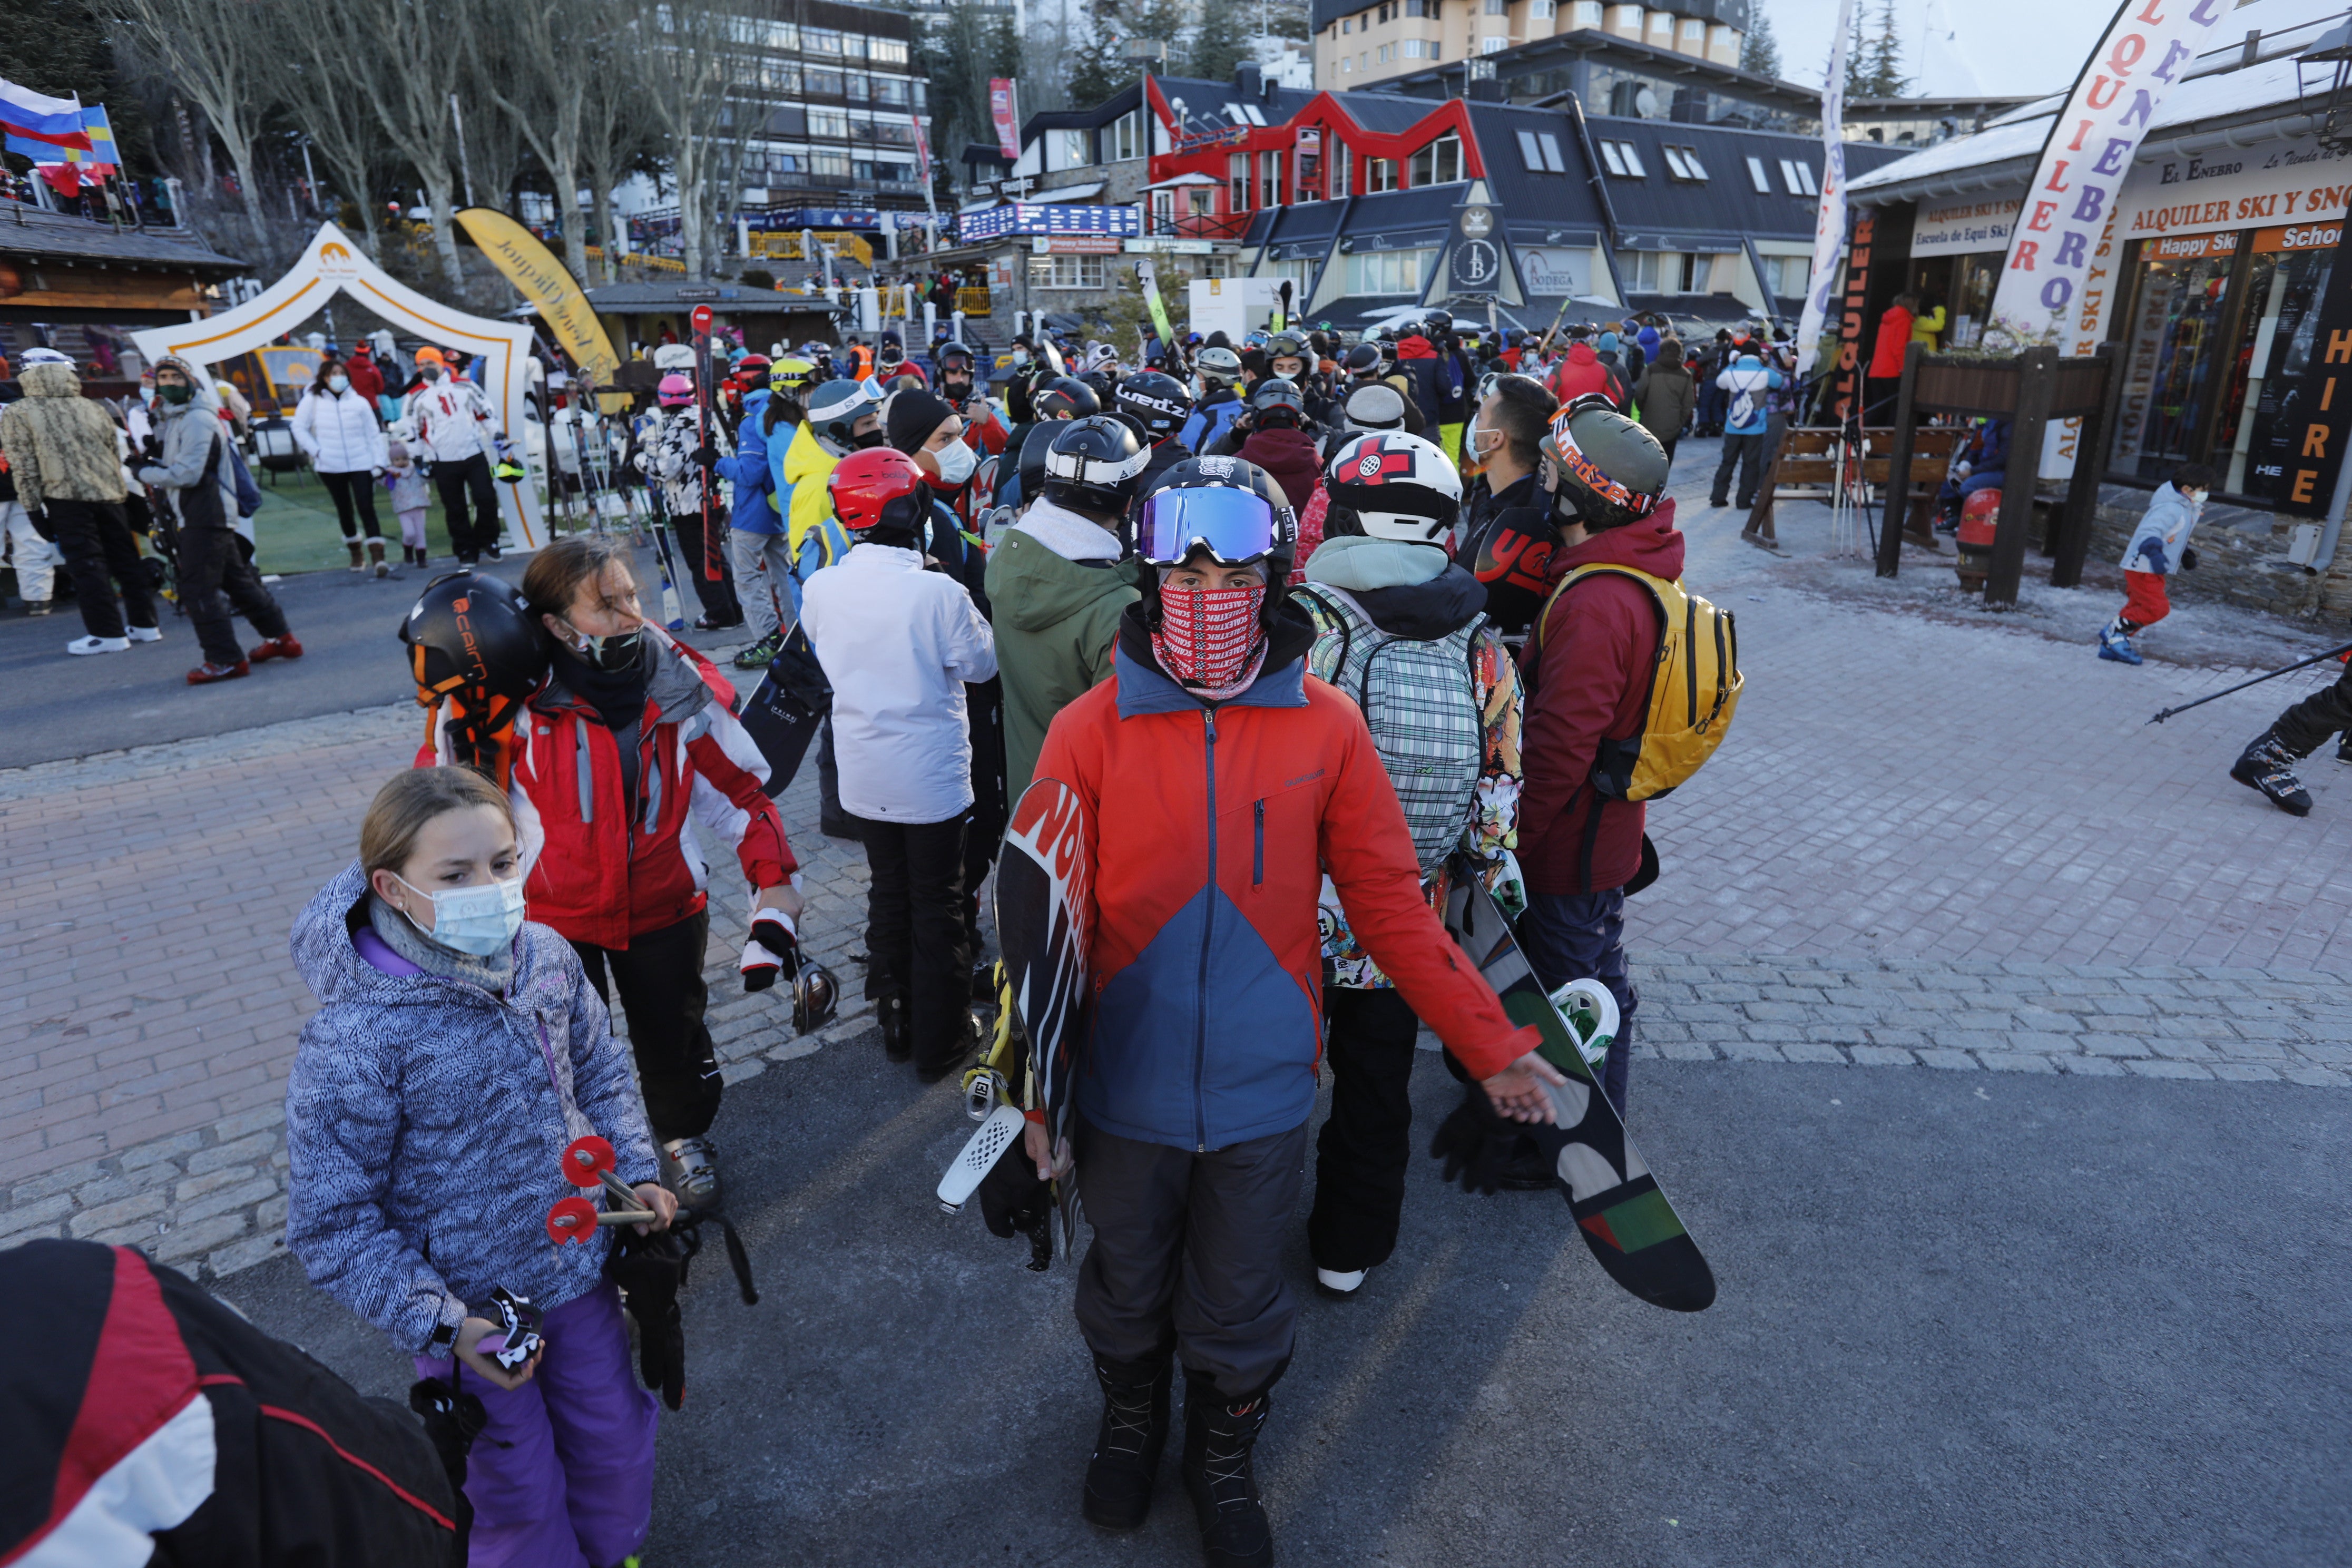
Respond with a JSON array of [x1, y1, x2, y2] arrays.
[[131, 222, 546, 551]]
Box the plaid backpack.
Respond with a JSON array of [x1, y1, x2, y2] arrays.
[[1299, 585, 1486, 876]]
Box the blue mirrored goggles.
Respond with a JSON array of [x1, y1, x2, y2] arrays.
[[1136, 486, 1291, 567]]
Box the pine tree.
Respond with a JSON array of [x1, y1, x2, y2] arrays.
[[0, 0, 155, 174], [1066, 0, 1140, 110], [1841, 3, 1871, 98], [1739, 3, 1782, 80], [1861, 0, 1909, 96], [1189, 0, 1255, 84]]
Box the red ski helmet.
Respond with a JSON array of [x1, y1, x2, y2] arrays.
[[826, 446, 930, 536], [656, 373, 694, 407]]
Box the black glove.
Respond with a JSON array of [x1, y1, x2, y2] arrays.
[[694, 440, 721, 467], [1428, 1086, 1522, 1196], [2181, 546, 2199, 571], [977, 1134, 1055, 1271], [606, 1228, 689, 1410], [26, 506, 54, 543]]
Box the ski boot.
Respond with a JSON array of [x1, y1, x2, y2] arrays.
[[733, 630, 784, 670], [1083, 1355, 1173, 1531], [878, 992, 912, 1062], [2096, 622, 2142, 665], [2231, 728, 2314, 817], [661, 1135, 722, 1208], [1182, 1377, 1275, 1568], [2336, 732, 2352, 766]]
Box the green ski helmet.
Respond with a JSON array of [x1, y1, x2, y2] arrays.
[[1540, 393, 1670, 532]]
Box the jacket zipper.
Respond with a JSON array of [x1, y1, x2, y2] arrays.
[[1194, 707, 1218, 1152], [1252, 799, 1264, 887], [1683, 594, 1699, 726]]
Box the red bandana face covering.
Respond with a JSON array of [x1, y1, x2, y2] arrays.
[[1152, 583, 1268, 700]]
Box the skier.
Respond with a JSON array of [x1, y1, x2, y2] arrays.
[[1545, 328, 1627, 410], [406, 350, 509, 564], [802, 447, 997, 1077], [936, 341, 1012, 457], [985, 414, 1147, 801], [1631, 336, 1693, 465], [135, 357, 302, 685], [1015, 456, 1555, 1567], [285, 764, 676, 1567], [1515, 395, 1679, 1118], [1178, 346, 1247, 453], [1112, 369, 1197, 515], [1296, 430, 1525, 1298], [716, 358, 786, 670], [0, 346, 161, 653], [637, 370, 743, 631], [2099, 464, 2210, 667], [999, 376, 1101, 494], [1710, 341, 1785, 512]]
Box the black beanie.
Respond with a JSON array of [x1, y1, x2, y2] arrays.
[[885, 388, 955, 455]]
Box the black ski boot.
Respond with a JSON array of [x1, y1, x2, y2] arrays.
[[2335, 731, 2352, 766], [1182, 1376, 1274, 1568], [2231, 728, 2314, 817], [878, 993, 912, 1061], [1083, 1355, 1172, 1530]]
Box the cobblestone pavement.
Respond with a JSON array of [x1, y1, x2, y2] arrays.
[[2, 445, 2347, 1280]]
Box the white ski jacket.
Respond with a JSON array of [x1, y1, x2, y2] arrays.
[[291, 384, 388, 474], [800, 542, 997, 824], [408, 378, 501, 464], [2120, 482, 2202, 576]]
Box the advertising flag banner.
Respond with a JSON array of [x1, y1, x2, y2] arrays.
[[989, 79, 1021, 163], [1989, 0, 2235, 347], [1795, 0, 1855, 379], [452, 207, 623, 404], [910, 112, 933, 185], [1135, 257, 1178, 350]]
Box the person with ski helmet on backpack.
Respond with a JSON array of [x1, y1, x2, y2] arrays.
[[1295, 430, 1526, 1299], [1515, 394, 1680, 1121], [1178, 346, 1247, 454], [986, 414, 1148, 800], [635, 370, 743, 631], [414, 546, 805, 1211], [802, 447, 998, 1079], [1010, 455, 1556, 1568]]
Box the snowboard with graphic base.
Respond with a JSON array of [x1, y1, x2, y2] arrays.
[[1444, 875, 1715, 1312], [737, 625, 829, 797]]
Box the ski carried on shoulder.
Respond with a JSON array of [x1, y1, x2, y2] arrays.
[[1444, 873, 1716, 1313]]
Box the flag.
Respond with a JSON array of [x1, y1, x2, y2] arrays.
[[910, 112, 932, 186], [0, 77, 92, 151], [1988, 0, 2233, 347], [78, 105, 118, 173], [1794, 0, 1854, 382], [988, 79, 1020, 164], [452, 205, 622, 398]]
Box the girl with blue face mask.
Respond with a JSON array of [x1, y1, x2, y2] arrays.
[[284, 765, 677, 1568]]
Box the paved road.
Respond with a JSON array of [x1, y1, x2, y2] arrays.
[[220, 1050, 2352, 1568]]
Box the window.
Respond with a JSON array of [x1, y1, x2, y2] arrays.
[[1341, 54, 1353, 70], [873, 76, 909, 107], [1406, 0, 1441, 14], [1536, 131, 1566, 171], [1378, 0, 1395, 17], [1112, 108, 1144, 161], [806, 67, 844, 96], [1335, 139, 1353, 194], [1029, 254, 1106, 289], [1366, 156, 1397, 191], [1342, 15, 1353, 31], [1516, 128, 1544, 171], [1597, 138, 1643, 176], [1202, 253, 1232, 279], [1779, 159, 1816, 195], [845, 73, 871, 102], [1242, 104, 1267, 125], [1260, 150, 1280, 208], [1482, 34, 1506, 51], [1768, 253, 1810, 296], [869, 36, 909, 64], [1408, 133, 1462, 185], [1378, 42, 1394, 60], [1360, 51, 1369, 67], [803, 25, 841, 53], [1660, 144, 1706, 181], [1596, 139, 1624, 176], [1230, 151, 1250, 210], [1571, 0, 1601, 22], [1484, 0, 1507, 12], [1679, 17, 1703, 43], [1530, 0, 1554, 16], [809, 107, 850, 140], [1745, 155, 1770, 192], [807, 151, 850, 178], [1055, 129, 1089, 168], [1403, 37, 1426, 56], [1346, 247, 1433, 292]]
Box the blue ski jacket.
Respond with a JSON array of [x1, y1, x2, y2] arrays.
[[1180, 389, 1244, 455], [717, 387, 780, 535]]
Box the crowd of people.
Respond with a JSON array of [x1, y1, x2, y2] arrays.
[[249, 305, 1723, 1568]]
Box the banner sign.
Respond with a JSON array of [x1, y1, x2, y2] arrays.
[[1136, 257, 1178, 349], [2114, 132, 2352, 240], [1990, 0, 2233, 346], [453, 207, 621, 394], [1911, 192, 2023, 258], [1796, 0, 1854, 378], [989, 78, 1021, 163], [910, 112, 933, 186], [959, 202, 1143, 243]]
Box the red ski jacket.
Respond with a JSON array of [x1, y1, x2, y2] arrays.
[[1034, 607, 1538, 1152], [1518, 503, 1685, 896], [1546, 341, 1626, 408], [423, 631, 795, 949]]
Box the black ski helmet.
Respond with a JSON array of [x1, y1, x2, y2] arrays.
[[1248, 377, 1308, 429], [1423, 308, 1455, 337], [1342, 342, 1383, 379], [1042, 414, 1150, 516], [1016, 420, 1058, 504], [1541, 394, 1670, 532], [401, 571, 546, 706], [1134, 456, 1298, 635], [1033, 376, 1101, 421], [1115, 370, 1194, 440]]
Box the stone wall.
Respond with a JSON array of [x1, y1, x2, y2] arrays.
[[2085, 481, 2350, 620]]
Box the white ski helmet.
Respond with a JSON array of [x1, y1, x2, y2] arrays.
[[1322, 432, 1463, 545]]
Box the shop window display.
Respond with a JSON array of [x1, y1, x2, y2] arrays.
[[2111, 241, 2237, 485], [2226, 232, 2336, 503]]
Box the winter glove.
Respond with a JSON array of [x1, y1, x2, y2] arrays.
[[742, 906, 800, 994], [2182, 546, 2199, 571], [2132, 537, 2170, 574], [1428, 1085, 1524, 1196], [694, 440, 722, 467], [978, 1132, 1054, 1252], [606, 1228, 689, 1410]]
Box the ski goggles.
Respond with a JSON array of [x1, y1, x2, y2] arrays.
[[1136, 484, 1292, 567]]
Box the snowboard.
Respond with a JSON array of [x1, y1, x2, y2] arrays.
[[736, 625, 829, 798], [1443, 874, 1716, 1313], [992, 775, 1095, 1258]]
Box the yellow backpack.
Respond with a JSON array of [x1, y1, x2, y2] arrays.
[[1534, 565, 1742, 801]]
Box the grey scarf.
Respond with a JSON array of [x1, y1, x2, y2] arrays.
[[367, 893, 515, 994]]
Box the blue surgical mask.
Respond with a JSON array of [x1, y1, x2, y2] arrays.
[[395, 873, 526, 957]]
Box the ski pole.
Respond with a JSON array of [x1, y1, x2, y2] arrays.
[[2148, 641, 2352, 724]]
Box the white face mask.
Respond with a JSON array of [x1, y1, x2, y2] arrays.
[[327, 374, 349, 393], [929, 438, 977, 485], [392, 873, 526, 957]]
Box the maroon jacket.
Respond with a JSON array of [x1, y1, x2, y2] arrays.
[[1518, 502, 1685, 896], [1238, 425, 1323, 514]]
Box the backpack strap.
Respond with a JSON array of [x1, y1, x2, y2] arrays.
[[1293, 584, 1354, 685]]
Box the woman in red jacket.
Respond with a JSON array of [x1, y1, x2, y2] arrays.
[[1866, 293, 1918, 416], [427, 537, 802, 1206]]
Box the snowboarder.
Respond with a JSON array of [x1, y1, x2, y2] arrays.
[[1014, 456, 1554, 1567], [2100, 464, 2210, 666], [1296, 430, 1525, 1298]]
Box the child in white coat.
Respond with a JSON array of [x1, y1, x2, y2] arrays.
[[2099, 463, 2212, 666]]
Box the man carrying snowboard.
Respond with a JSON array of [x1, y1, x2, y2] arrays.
[[1018, 455, 1555, 1568], [1294, 430, 1526, 1298]]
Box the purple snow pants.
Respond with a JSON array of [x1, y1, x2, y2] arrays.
[[414, 1281, 658, 1568]]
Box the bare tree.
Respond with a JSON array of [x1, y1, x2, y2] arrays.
[[117, 0, 280, 261], [337, 0, 472, 292], [624, 0, 739, 280], [267, 0, 391, 256], [467, 0, 600, 285], [579, 34, 657, 283]]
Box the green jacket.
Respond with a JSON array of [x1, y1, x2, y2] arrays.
[[984, 501, 1141, 801]]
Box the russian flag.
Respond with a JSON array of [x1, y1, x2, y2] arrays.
[[0, 77, 93, 151]]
